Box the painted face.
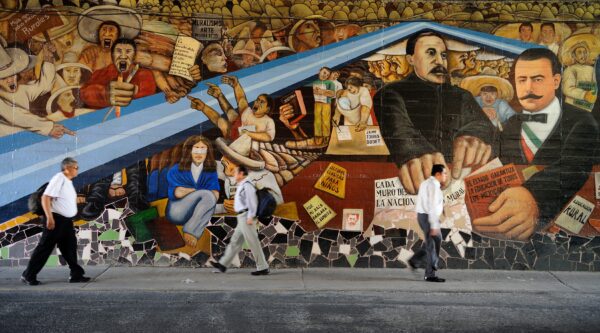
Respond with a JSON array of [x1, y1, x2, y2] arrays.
[[379, 60, 393, 77], [0, 75, 18, 93], [347, 214, 358, 226], [480, 89, 498, 106], [191, 141, 208, 165], [347, 84, 360, 94], [368, 61, 382, 78], [111, 43, 135, 73], [540, 26, 555, 44], [390, 56, 411, 76], [331, 71, 340, 80], [573, 46, 589, 65], [515, 58, 561, 112], [18, 68, 36, 84], [221, 156, 238, 177], [62, 66, 82, 86], [252, 95, 270, 116], [98, 23, 119, 49], [57, 90, 76, 113], [296, 20, 321, 49], [242, 53, 257, 67], [251, 26, 266, 45], [447, 51, 467, 73], [201, 43, 227, 73], [464, 51, 477, 69], [319, 68, 331, 80], [519, 26, 533, 42], [408, 35, 448, 84]]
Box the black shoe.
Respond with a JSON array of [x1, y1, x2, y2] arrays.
[[210, 261, 227, 273], [69, 276, 91, 283], [425, 276, 445, 283], [21, 275, 41, 286], [251, 269, 270, 276]]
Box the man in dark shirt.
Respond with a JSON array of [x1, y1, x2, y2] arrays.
[[374, 30, 496, 194]]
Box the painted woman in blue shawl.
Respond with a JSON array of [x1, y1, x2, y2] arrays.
[[167, 135, 220, 247]]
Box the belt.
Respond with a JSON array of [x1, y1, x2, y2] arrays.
[[236, 209, 248, 214]]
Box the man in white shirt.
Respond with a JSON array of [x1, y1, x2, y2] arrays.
[[211, 166, 270, 276], [22, 157, 90, 285], [409, 164, 447, 282]]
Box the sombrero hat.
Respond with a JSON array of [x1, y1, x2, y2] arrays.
[[459, 71, 514, 101], [232, 39, 260, 60], [0, 44, 29, 79], [77, 2, 142, 44], [215, 136, 265, 171], [0, 0, 20, 21], [377, 40, 407, 56], [32, 7, 80, 42], [56, 52, 92, 74], [259, 30, 294, 62], [46, 85, 80, 115], [559, 33, 600, 67]]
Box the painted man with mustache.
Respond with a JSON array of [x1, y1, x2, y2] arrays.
[[475, 48, 600, 241], [79, 21, 122, 72], [80, 38, 156, 109], [374, 30, 495, 194]]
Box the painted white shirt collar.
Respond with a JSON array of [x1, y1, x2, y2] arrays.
[[191, 162, 203, 183], [521, 97, 561, 145]]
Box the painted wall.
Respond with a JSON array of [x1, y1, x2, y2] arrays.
[[1, 0, 600, 271]]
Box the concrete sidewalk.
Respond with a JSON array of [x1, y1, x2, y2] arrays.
[[2, 266, 599, 293]]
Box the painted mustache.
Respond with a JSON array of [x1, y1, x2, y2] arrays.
[[519, 93, 543, 100], [430, 66, 448, 75]]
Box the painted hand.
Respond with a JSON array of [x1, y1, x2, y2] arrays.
[[354, 122, 367, 132], [584, 90, 597, 103], [399, 152, 448, 194], [48, 124, 75, 139], [472, 186, 538, 241], [221, 75, 239, 87], [187, 95, 205, 110], [189, 64, 201, 82], [206, 82, 222, 98], [482, 107, 498, 120], [451, 135, 492, 179], [109, 81, 136, 106]]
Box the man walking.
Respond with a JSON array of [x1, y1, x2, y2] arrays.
[[21, 158, 90, 285], [409, 164, 447, 282], [211, 166, 270, 276]]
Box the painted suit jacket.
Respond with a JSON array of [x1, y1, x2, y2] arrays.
[[499, 105, 599, 227], [373, 74, 496, 167]]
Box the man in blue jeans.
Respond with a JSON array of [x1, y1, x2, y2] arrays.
[[211, 165, 270, 276], [409, 164, 447, 282]]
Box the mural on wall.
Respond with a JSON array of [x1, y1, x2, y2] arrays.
[[3, 0, 600, 271]]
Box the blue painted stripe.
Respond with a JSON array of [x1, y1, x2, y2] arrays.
[[0, 22, 535, 209]]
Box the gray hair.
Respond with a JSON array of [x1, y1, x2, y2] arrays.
[[61, 157, 78, 171]]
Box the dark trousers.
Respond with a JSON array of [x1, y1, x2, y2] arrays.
[[411, 213, 442, 278], [23, 213, 85, 279]]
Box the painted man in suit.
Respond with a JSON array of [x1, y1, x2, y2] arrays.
[[374, 30, 496, 194], [473, 48, 599, 241]]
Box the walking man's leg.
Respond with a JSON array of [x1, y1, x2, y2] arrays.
[[239, 214, 269, 272], [218, 213, 247, 269], [22, 217, 60, 284], [55, 215, 86, 280]]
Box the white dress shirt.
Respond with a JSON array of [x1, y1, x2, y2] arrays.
[[415, 176, 444, 229], [191, 162, 203, 183], [234, 178, 259, 218], [521, 97, 561, 150]]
